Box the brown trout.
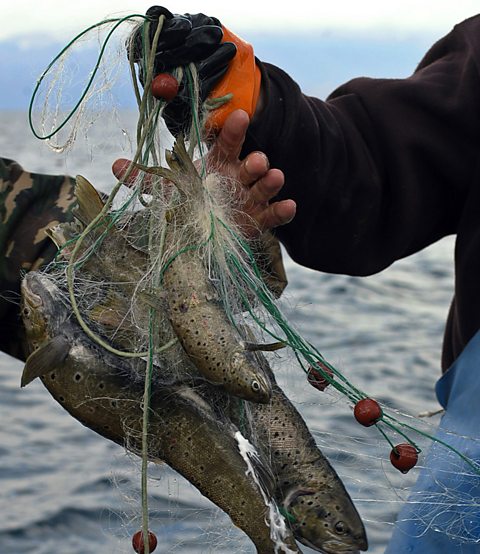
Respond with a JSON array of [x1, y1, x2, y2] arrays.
[[49, 170, 272, 403], [20, 271, 301, 554], [229, 354, 368, 554], [140, 138, 272, 402]]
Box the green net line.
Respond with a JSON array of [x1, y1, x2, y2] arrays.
[[198, 214, 480, 474], [28, 14, 148, 141]]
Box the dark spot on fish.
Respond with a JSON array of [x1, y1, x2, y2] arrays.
[[74, 373, 83, 382], [50, 373, 56, 380], [98, 382, 105, 389], [111, 400, 117, 408], [103, 425, 110, 430], [179, 303, 188, 313], [23, 308, 29, 316], [59, 396, 65, 402]]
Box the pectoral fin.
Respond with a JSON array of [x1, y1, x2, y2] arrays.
[[243, 341, 287, 352], [21, 336, 70, 387]]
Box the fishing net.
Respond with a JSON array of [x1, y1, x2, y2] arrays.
[[25, 13, 480, 554]]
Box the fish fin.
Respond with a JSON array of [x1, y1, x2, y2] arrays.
[[138, 289, 167, 311], [134, 162, 176, 184], [245, 445, 276, 496], [88, 294, 129, 328], [21, 336, 70, 387], [243, 341, 287, 352], [46, 222, 82, 253], [74, 175, 105, 226], [166, 136, 202, 185]]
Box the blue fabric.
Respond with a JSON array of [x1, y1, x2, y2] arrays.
[[385, 330, 480, 553]]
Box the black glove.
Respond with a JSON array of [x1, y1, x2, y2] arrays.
[[130, 6, 237, 135]]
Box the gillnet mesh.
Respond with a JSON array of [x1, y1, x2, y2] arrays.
[[25, 13, 480, 554]]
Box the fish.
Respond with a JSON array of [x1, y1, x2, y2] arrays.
[[146, 138, 273, 403], [20, 271, 302, 554], [229, 352, 368, 554], [48, 170, 273, 403]]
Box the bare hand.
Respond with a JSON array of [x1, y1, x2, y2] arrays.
[[111, 109, 296, 237], [207, 109, 296, 237]]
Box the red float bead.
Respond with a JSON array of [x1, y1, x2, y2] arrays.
[[151, 73, 179, 102], [390, 444, 418, 473], [354, 398, 383, 426], [307, 362, 334, 392], [132, 530, 158, 553]]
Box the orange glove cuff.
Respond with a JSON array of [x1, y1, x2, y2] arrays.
[[206, 26, 261, 132]]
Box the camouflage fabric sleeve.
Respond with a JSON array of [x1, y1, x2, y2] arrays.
[[0, 157, 75, 360]]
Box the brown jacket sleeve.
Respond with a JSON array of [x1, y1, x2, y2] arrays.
[[243, 15, 480, 276], [242, 16, 480, 370]]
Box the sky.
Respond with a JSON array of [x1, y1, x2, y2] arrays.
[[2, 1, 479, 41]]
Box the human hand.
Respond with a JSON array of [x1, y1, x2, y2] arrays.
[[112, 110, 295, 237], [207, 110, 296, 237]]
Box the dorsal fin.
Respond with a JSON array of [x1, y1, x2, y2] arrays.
[[21, 336, 70, 387], [167, 135, 201, 181], [74, 175, 105, 226]]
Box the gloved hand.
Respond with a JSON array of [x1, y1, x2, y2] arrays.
[[130, 6, 261, 135]]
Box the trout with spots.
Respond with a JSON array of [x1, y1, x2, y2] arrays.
[[20, 271, 301, 554], [138, 137, 274, 403], [232, 352, 368, 554], [48, 155, 276, 403]]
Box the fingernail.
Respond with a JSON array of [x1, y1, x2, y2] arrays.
[[245, 151, 269, 174]]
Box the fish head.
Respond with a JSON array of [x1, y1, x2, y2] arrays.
[[283, 488, 368, 553], [229, 350, 271, 403], [21, 273, 51, 347], [21, 273, 67, 347]]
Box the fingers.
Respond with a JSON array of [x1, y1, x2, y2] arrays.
[[111, 158, 154, 191], [256, 199, 297, 232], [208, 109, 250, 165], [238, 151, 269, 186], [245, 168, 285, 208], [112, 158, 138, 185]]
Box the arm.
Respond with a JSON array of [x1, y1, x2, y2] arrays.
[[243, 16, 480, 275], [0, 158, 75, 359]]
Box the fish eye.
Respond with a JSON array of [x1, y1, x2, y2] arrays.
[[251, 380, 260, 392], [334, 521, 347, 535]]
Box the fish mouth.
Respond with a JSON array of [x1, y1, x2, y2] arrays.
[[297, 535, 363, 554], [21, 276, 43, 309]]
